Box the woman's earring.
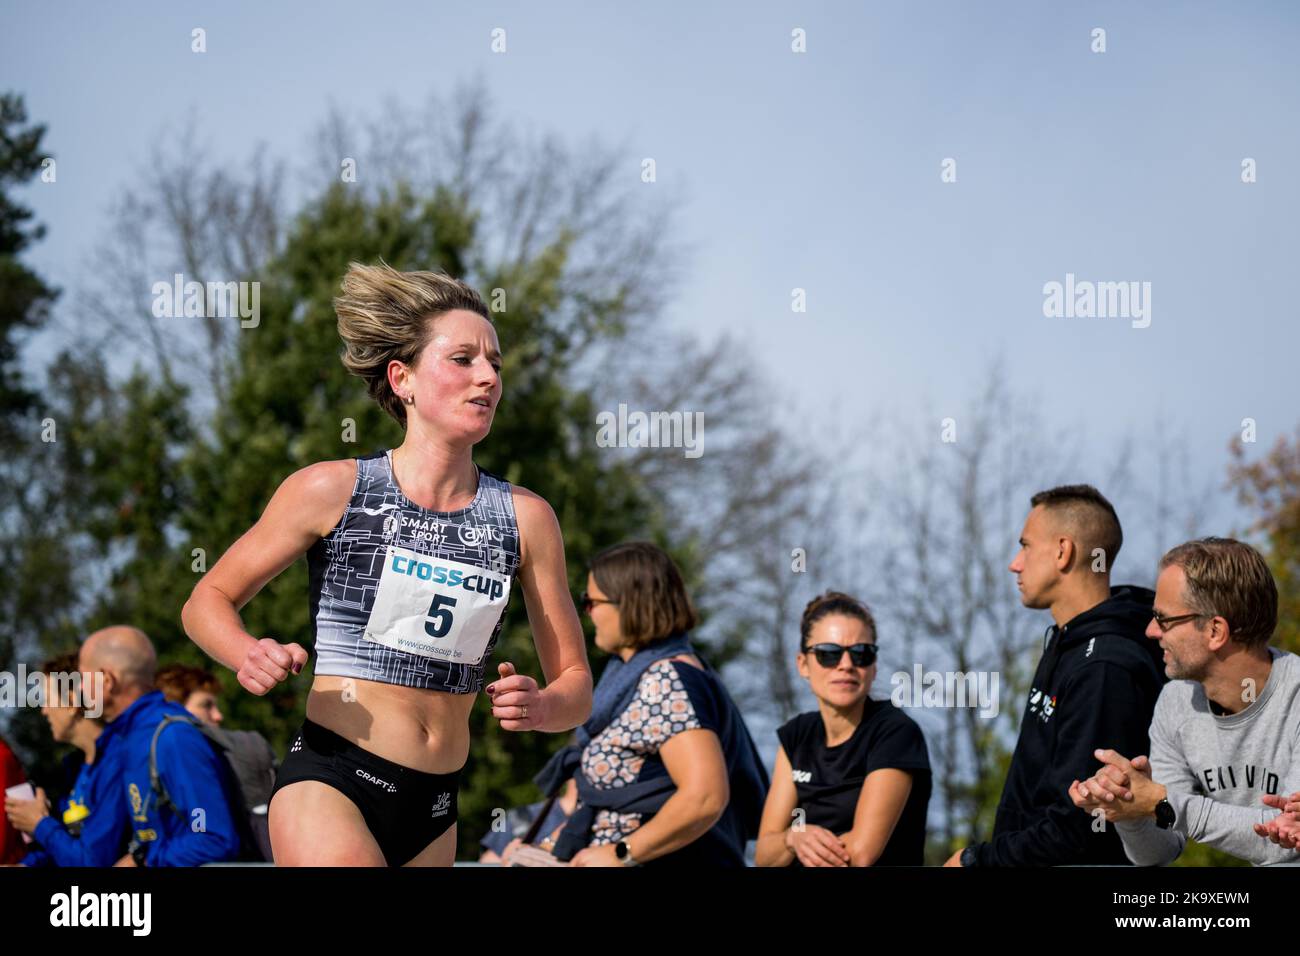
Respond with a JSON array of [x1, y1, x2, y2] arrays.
[[403, 393, 415, 406]]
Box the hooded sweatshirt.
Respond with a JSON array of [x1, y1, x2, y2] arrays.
[[970, 585, 1166, 866]]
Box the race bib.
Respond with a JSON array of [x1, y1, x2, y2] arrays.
[[364, 545, 511, 665]]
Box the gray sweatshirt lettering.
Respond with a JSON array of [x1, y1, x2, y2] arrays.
[[1117, 647, 1300, 866]]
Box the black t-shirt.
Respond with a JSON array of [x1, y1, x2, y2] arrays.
[[776, 699, 931, 866]]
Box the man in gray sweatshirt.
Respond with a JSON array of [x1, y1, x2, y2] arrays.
[[1069, 536, 1300, 865]]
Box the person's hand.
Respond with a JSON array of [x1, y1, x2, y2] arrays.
[[486, 662, 545, 731], [1261, 791, 1300, 816], [1076, 752, 1162, 823], [1069, 777, 1107, 814], [569, 843, 623, 867], [237, 637, 308, 696], [1254, 792, 1300, 849], [4, 788, 50, 834], [786, 824, 851, 867], [498, 837, 524, 866], [1253, 815, 1300, 849], [1075, 756, 1138, 804], [943, 848, 965, 867]]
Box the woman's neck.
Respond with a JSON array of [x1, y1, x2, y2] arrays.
[[71, 721, 100, 764], [393, 431, 478, 510], [818, 698, 867, 747]]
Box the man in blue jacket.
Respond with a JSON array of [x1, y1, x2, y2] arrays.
[[8, 654, 130, 866], [79, 626, 245, 867]]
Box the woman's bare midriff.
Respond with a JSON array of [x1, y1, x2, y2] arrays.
[[306, 674, 477, 774]]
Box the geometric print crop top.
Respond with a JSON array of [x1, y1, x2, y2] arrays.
[[306, 449, 521, 694]]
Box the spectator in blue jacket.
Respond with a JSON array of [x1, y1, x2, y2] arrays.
[[6, 653, 130, 866], [79, 626, 245, 867]]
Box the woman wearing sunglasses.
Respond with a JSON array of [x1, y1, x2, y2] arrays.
[[532, 541, 769, 867], [756, 591, 931, 867]]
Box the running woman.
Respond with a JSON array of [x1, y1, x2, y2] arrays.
[[181, 262, 592, 866]]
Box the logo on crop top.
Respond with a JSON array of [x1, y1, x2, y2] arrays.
[[431, 792, 452, 817], [792, 769, 812, 783], [389, 553, 506, 601], [458, 524, 504, 547], [361, 503, 400, 516], [356, 769, 398, 793]]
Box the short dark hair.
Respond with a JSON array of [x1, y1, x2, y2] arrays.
[[1030, 484, 1123, 570], [799, 591, 877, 650], [1159, 537, 1278, 648], [40, 652, 83, 709], [589, 542, 698, 650]]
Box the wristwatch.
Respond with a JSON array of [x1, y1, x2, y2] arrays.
[[959, 846, 978, 867], [1154, 798, 1176, 830], [614, 840, 640, 867]]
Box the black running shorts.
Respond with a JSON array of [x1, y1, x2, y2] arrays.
[[270, 718, 461, 866]]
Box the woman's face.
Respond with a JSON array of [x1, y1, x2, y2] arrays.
[[185, 689, 223, 726], [796, 613, 876, 709], [40, 674, 81, 743], [585, 572, 624, 656], [394, 309, 502, 446]]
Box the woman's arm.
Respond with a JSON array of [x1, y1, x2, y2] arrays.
[[755, 746, 799, 866], [755, 745, 852, 867], [487, 487, 591, 733], [613, 727, 730, 863], [180, 460, 354, 693], [839, 768, 914, 867]]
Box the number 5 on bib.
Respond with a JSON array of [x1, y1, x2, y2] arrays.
[[365, 545, 511, 665]]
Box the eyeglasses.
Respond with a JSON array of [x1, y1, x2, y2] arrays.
[[579, 591, 618, 614], [802, 643, 879, 668], [1151, 611, 1210, 634]]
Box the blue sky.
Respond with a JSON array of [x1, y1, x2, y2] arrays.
[[6, 0, 1297, 537]]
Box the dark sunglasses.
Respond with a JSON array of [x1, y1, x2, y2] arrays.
[[802, 642, 879, 668], [579, 591, 618, 614]]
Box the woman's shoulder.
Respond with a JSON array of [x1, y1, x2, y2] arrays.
[[864, 697, 924, 734], [638, 656, 727, 725], [508, 483, 555, 522], [506, 483, 559, 558], [281, 458, 359, 501], [776, 710, 822, 748], [858, 699, 930, 763], [273, 459, 359, 536], [642, 655, 710, 687]]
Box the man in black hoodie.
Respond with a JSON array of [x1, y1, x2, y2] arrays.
[[944, 484, 1166, 866]]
